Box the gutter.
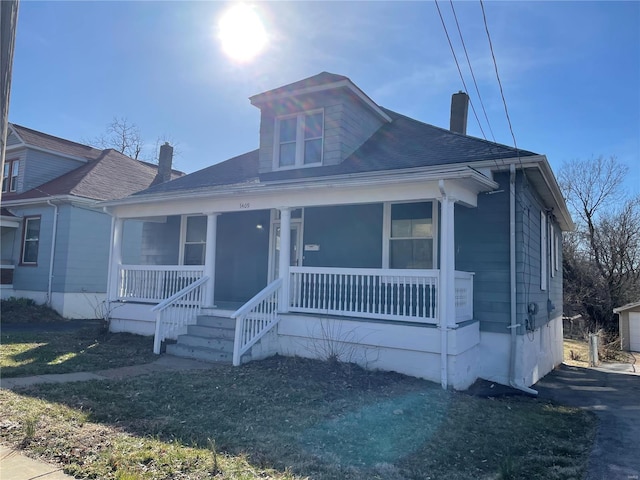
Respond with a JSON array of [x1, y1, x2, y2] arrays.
[[508, 164, 538, 396], [46, 199, 59, 307]]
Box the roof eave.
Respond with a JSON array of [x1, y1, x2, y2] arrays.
[[250, 78, 392, 123]]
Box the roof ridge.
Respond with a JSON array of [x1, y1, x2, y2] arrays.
[[10, 123, 103, 154]]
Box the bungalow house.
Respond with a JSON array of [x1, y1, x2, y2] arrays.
[[0, 124, 181, 318], [101, 72, 573, 390]]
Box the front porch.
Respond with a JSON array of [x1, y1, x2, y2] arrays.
[[102, 169, 498, 388]]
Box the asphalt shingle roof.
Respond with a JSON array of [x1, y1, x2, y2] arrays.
[[11, 124, 104, 161], [133, 107, 536, 197]]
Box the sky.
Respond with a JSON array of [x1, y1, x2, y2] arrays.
[[8, 1, 640, 196]]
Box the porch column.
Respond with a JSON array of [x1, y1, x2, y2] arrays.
[[203, 213, 219, 307], [278, 207, 291, 313], [439, 194, 456, 328], [107, 216, 123, 303]]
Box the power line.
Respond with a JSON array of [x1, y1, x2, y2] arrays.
[[479, 0, 518, 153], [448, 0, 496, 142], [434, 0, 487, 140]]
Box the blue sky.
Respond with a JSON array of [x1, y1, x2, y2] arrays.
[[9, 1, 640, 195]]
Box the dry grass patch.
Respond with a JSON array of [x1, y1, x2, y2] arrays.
[[0, 356, 596, 480], [0, 327, 156, 378]]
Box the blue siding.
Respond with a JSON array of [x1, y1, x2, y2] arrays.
[[10, 206, 54, 291], [23, 149, 85, 191], [1, 228, 17, 264], [6, 130, 22, 147], [140, 216, 181, 265], [455, 171, 562, 335], [58, 205, 112, 293], [303, 204, 383, 268]]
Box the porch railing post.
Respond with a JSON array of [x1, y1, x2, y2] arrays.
[[107, 216, 123, 302], [278, 207, 291, 313], [203, 212, 219, 307]]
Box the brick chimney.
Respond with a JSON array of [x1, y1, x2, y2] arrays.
[[151, 142, 173, 185], [450, 91, 469, 135]]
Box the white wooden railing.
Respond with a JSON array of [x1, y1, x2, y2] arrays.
[[454, 271, 474, 321], [151, 275, 208, 354], [118, 265, 204, 303], [289, 267, 440, 323], [231, 278, 283, 366]]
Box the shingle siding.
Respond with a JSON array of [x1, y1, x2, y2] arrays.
[[257, 88, 384, 173]]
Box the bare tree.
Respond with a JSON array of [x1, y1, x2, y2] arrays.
[[88, 117, 144, 160], [559, 156, 640, 331]]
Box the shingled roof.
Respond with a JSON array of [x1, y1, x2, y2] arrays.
[[132, 106, 535, 197], [10, 124, 104, 161]]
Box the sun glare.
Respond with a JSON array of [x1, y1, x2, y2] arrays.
[[218, 4, 268, 63]]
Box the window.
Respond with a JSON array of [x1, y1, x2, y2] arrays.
[[389, 202, 434, 269], [182, 216, 207, 265], [21, 217, 41, 265], [275, 110, 323, 169], [2, 160, 19, 193]]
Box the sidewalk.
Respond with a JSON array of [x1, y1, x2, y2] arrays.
[[0, 355, 215, 479]]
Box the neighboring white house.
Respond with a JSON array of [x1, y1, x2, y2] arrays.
[[614, 301, 640, 352], [100, 72, 573, 390]]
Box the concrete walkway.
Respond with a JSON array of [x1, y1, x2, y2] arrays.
[[535, 363, 640, 480], [0, 355, 216, 479]]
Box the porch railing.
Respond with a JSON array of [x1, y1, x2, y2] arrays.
[[118, 265, 204, 303], [231, 278, 283, 366], [289, 267, 440, 323], [151, 275, 208, 354], [454, 271, 474, 321]]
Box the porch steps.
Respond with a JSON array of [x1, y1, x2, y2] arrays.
[[165, 314, 246, 364]]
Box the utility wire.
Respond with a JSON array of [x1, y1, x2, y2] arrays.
[[449, 0, 496, 142], [479, 0, 519, 154], [434, 0, 487, 140]]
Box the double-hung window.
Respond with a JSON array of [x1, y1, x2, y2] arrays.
[[275, 110, 323, 169], [21, 216, 41, 265], [2, 160, 19, 193], [389, 202, 434, 269], [182, 215, 207, 265]]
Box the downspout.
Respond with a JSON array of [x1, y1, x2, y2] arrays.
[[46, 200, 59, 307], [509, 164, 538, 395]]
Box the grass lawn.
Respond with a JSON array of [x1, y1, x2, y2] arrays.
[[0, 356, 596, 480], [0, 327, 157, 378]]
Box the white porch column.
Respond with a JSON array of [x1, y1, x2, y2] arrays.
[[203, 213, 219, 308], [107, 216, 123, 302], [278, 207, 291, 313], [438, 180, 457, 389], [439, 194, 456, 329]]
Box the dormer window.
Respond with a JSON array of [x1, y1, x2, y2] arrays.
[[275, 110, 323, 169]]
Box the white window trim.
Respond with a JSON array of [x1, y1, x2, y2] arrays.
[[21, 216, 40, 265], [382, 201, 437, 269], [2, 160, 19, 193], [541, 210, 547, 290], [179, 215, 207, 266], [272, 109, 324, 170], [555, 233, 560, 272]]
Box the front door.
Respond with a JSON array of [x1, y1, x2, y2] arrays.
[[270, 223, 302, 280]]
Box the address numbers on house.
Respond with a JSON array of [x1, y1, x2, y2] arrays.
[[240, 202, 250, 209]]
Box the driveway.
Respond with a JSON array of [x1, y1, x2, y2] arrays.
[[535, 364, 640, 480]]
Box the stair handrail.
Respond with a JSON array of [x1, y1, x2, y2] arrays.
[[152, 275, 209, 354], [231, 278, 283, 366]]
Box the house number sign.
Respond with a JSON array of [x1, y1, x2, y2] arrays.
[[240, 202, 250, 209]]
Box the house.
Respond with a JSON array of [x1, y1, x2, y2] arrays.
[[101, 72, 573, 390], [613, 301, 640, 352], [0, 124, 181, 318]]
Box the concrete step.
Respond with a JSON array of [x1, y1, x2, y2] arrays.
[[196, 315, 236, 329], [165, 343, 234, 363], [177, 334, 234, 351], [187, 324, 235, 340]]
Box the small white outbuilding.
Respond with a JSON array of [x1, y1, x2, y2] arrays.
[[614, 301, 640, 352]]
